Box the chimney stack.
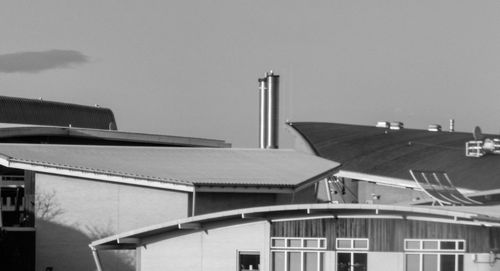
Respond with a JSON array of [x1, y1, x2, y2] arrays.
[[258, 71, 280, 149]]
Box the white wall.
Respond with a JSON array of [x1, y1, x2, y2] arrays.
[[368, 252, 403, 271], [465, 253, 500, 271], [140, 220, 270, 271], [35, 173, 189, 271]]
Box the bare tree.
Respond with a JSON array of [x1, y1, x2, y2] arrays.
[[35, 189, 64, 220]]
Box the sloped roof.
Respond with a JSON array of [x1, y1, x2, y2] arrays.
[[0, 144, 339, 190], [90, 203, 500, 249], [0, 96, 116, 129], [0, 125, 230, 147], [289, 122, 500, 191]]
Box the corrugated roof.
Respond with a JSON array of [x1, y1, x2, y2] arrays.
[[289, 122, 500, 191], [0, 144, 339, 188], [90, 203, 500, 249], [0, 125, 230, 147], [0, 96, 116, 129]]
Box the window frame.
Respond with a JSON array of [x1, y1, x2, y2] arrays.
[[335, 238, 369, 251], [404, 239, 465, 271], [271, 237, 327, 250], [270, 237, 327, 271]]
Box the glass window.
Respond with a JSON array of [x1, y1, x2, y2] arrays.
[[305, 239, 318, 248], [304, 252, 318, 271], [423, 241, 438, 250], [440, 255, 455, 271], [406, 240, 420, 250], [288, 252, 301, 271], [353, 253, 367, 271], [440, 241, 456, 250], [337, 253, 351, 271], [272, 252, 285, 271], [353, 240, 368, 249], [423, 254, 438, 271], [319, 239, 326, 248], [458, 255, 464, 271], [272, 239, 286, 248], [239, 252, 260, 271], [406, 254, 420, 271], [337, 239, 351, 249], [288, 239, 302, 248], [458, 241, 464, 250]]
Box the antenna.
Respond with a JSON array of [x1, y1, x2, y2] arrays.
[[473, 126, 483, 140]]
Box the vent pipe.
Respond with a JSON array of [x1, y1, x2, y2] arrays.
[[449, 119, 455, 132], [258, 71, 280, 149]]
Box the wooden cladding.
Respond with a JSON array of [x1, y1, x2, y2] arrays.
[[271, 218, 500, 253]]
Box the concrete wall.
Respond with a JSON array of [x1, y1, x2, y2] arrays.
[[140, 220, 270, 271], [368, 252, 402, 271], [35, 173, 189, 271], [195, 192, 277, 215]]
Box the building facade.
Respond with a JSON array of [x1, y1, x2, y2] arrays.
[[92, 204, 500, 271]]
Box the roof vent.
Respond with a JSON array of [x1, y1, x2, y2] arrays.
[[428, 124, 442, 132], [376, 121, 389, 128], [389, 121, 403, 130]]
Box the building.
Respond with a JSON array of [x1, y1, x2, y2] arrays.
[[90, 203, 500, 271], [287, 122, 500, 205], [0, 144, 339, 271]]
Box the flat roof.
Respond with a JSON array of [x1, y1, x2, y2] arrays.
[[289, 122, 500, 192], [90, 203, 500, 249], [0, 125, 230, 148], [0, 144, 339, 192]]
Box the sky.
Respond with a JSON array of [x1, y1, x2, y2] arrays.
[[1, 1, 500, 147]]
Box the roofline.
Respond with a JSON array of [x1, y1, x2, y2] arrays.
[[0, 155, 194, 192], [0, 125, 231, 148], [90, 203, 500, 249]]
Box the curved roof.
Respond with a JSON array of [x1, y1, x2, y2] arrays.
[[0, 125, 230, 147], [0, 144, 339, 191], [288, 122, 500, 191], [0, 96, 116, 129], [90, 203, 500, 249]]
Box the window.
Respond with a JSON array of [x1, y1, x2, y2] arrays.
[[404, 239, 465, 271], [336, 238, 369, 250], [239, 251, 260, 271], [336, 238, 369, 271], [271, 238, 326, 271]]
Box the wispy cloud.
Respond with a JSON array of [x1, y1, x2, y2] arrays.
[[0, 50, 88, 73]]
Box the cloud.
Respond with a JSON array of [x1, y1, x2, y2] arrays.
[[0, 49, 88, 73]]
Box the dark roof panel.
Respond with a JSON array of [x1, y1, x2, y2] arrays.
[[0, 96, 116, 129], [289, 122, 500, 191]]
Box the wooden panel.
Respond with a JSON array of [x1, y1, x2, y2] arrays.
[[271, 218, 499, 253], [23, 170, 35, 227]]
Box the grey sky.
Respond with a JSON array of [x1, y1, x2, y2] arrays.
[[1, 1, 499, 147]]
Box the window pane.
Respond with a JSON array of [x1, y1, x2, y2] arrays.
[[272, 252, 285, 271], [304, 252, 318, 271], [440, 255, 455, 271], [288, 252, 301, 271], [354, 240, 368, 249], [458, 241, 465, 250], [441, 241, 456, 250], [320, 239, 326, 248], [337, 240, 351, 249], [272, 239, 286, 248], [239, 253, 260, 271], [406, 254, 420, 271], [406, 241, 420, 250], [319, 253, 324, 271], [423, 254, 438, 271], [423, 241, 438, 250], [337, 253, 351, 271], [288, 239, 302, 248], [353, 253, 367, 271], [458, 255, 464, 271], [305, 239, 319, 248]]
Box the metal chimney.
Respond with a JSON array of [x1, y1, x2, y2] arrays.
[[449, 119, 455, 132], [258, 76, 268, 149], [258, 71, 280, 149]]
